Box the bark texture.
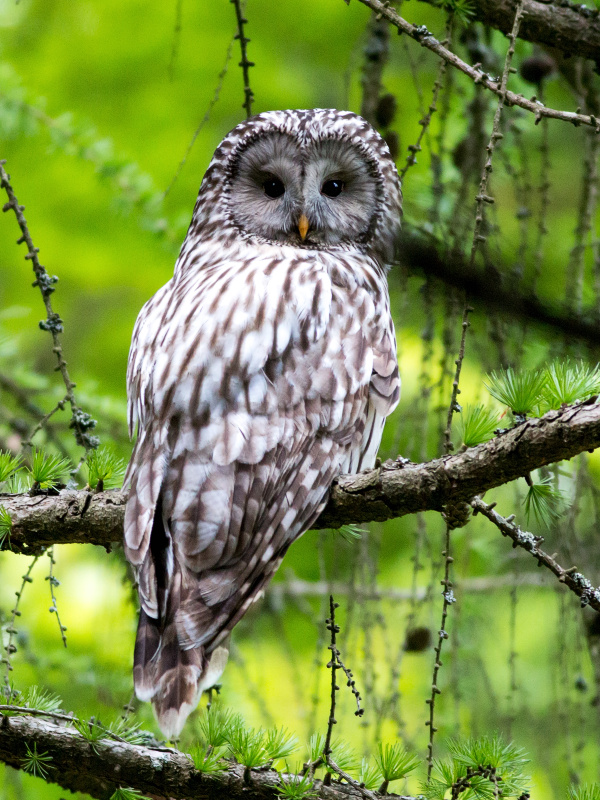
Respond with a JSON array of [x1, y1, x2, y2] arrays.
[[0, 713, 412, 800], [2, 400, 600, 552], [419, 0, 600, 62]]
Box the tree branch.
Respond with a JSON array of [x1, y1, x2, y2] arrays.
[[0, 712, 415, 800], [2, 400, 600, 553], [418, 0, 600, 64], [351, 0, 600, 131]]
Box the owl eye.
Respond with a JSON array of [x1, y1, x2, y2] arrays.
[[263, 177, 285, 198], [321, 179, 345, 198]]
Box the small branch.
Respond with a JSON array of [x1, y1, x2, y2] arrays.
[[323, 596, 339, 761], [4, 400, 600, 551], [0, 712, 417, 800], [230, 0, 254, 118], [45, 547, 67, 648], [397, 226, 600, 347], [415, 0, 600, 63], [2, 556, 39, 699], [350, 0, 600, 132], [0, 162, 98, 453], [471, 497, 600, 614]]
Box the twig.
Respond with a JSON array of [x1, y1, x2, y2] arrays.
[[0, 162, 98, 453], [471, 496, 600, 614], [163, 35, 235, 197], [168, 0, 184, 81], [399, 20, 450, 181], [230, 0, 254, 119], [2, 556, 39, 700], [443, 305, 472, 453], [45, 547, 67, 648], [350, 0, 600, 132], [323, 596, 339, 762]]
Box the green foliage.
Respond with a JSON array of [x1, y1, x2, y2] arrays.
[[0, 451, 22, 483], [227, 725, 272, 769], [22, 685, 62, 714], [358, 757, 384, 790], [198, 704, 243, 748], [485, 368, 546, 416], [307, 732, 326, 765], [3, 471, 31, 493], [264, 726, 299, 761], [435, 0, 476, 24], [0, 505, 12, 548], [109, 789, 151, 800], [338, 524, 364, 542], [458, 404, 500, 447], [541, 359, 600, 411], [568, 785, 600, 800], [20, 742, 54, 779], [27, 449, 71, 490], [523, 477, 564, 526], [424, 736, 530, 799], [107, 717, 153, 746], [276, 770, 317, 799], [85, 446, 126, 491], [73, 717, 107, 754], [374, 742, 420, 784], [188, 742, 229, 773], [324, 739, 359, 777]]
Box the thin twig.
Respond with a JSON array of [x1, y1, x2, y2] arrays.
[[471, 496, 600, 613], [163, 35, 235, 197], [2, 556, 39, 700], [0, 162, 98, 453], [45, 547, 67, 648], [350, 0, 600, 132], [230, 0, 254, 119]]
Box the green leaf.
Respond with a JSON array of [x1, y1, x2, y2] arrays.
[[325, 739, 359, 776], [28, 448, 71, 490], [73, 717, 107, 754], [109, 789, 151, 800], [276, 769, 318, 799], [188, 742, 229, 773], [0, 505, 12, 549], [358, 757, 383, 790], [227, 726, 270, 769], [568, 785, 600, 800], [198, 704, 242, 748], [21, 742, 54, 779], [264, 726, 298, 761], [22, 685, 62, 714], [459, 404, 500, 447], [107, 717, 153, 746], [436, 0, 476, 24], [374, 742, 420, 783], [307, 732, 325, 765], [338, 524, 364, 542], [484, 368, 546, 416], [541, 359, 600, 410], [0, 451, 22, 483], [523, 478, 565, 526], [85, 446, 126, 491]]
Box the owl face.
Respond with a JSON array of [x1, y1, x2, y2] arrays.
[[192, 110, 402, 265], [228, 132, 380, 249]]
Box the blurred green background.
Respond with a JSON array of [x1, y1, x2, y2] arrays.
[[1, 0, 600, 797]]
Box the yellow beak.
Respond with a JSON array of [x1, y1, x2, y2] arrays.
[[298, 213, 310, 241]]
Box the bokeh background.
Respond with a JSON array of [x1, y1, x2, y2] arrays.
[[1, 0, 600, 797]]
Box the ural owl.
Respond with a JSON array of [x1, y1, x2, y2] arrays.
[[124, 108, 402, 737]]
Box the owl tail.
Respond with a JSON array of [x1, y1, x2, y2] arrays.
[[133, 609, 231, 739], [133, 609, 206, 739]]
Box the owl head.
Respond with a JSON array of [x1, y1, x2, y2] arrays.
[[189, 109, 402, 265]]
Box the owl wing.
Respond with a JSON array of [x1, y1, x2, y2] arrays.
[[124, 254, 399, 737]]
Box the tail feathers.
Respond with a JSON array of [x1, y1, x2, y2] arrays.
[[133, 610, 229, 739]]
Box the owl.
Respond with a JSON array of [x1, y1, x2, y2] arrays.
[[124, 108, 402, 738]]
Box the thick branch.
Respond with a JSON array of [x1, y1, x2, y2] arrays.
[[0, 713, 413, 800], [419, 0, 600, 63], [2, 400, 600, 552]]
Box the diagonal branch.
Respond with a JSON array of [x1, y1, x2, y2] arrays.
[[2, 399, 600, 553], [0, 712, 415, 800], [351, 0, 600, 131], [417, 0, 600, 63]]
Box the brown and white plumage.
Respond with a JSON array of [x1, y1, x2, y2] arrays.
[[124, 109, 402, 738]]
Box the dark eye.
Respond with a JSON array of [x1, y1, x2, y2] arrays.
[[263, 177, 285, 198], [321, 179, 345, 198]]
